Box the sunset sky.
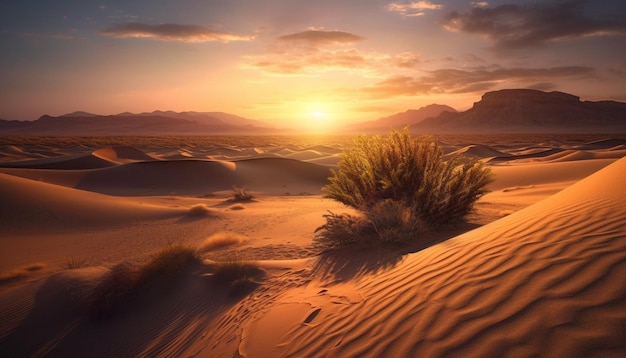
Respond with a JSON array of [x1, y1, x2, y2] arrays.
[[1, 0, 625, 130]]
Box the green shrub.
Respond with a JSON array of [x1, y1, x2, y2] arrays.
[[319, 129, 493, 246]]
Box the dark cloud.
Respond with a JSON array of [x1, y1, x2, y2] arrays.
[[277, 30, 364, 46], [363, 65, 593, 97], [101, 23, 254, 42], [442, 1, 626, 50]]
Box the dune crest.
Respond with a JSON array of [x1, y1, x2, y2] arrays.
[[208, 157, 626, 356]]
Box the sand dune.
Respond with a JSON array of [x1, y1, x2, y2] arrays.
[[447, 144, 510, 159], [0, 173, 183, 234], [91, 146, 157, 163], [0, 152, 116, 170], [0, 135, 625, 357], [217, 157, 626, 357]]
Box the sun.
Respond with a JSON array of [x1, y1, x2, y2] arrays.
[[305, 108, 333, 133]]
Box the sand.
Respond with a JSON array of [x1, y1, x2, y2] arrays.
[[0, 135, 625, 357]]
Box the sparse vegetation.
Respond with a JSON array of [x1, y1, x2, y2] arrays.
[[89, 263, 141, 319], [139, 244, 200, 280], [317, 129, 493, 247], [62, 256, 88, 269], [210, 259, 263, 295], [230, 186, 254, 202], [199, 232, 245, 251], [89, 244, 200, 319]]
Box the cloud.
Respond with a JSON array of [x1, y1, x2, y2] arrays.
[[101, 23, 254, 42], [388, 1, 444, 17], [277, 30, 364, 46], [245, 29, 420, 75], [363, 65, 594, 97], [442, 1, 626, 50]]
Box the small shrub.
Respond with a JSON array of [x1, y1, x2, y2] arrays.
[[314, 211, 373, 249], [365, 199, 427, 245], [62, 257, 88, 270], [230, 186, 254, 202], [199, 232, 245, 252], [140, 244, 200, 281], [89, 263, 141, 319], [211, 260, 262, 287], [89, 244, 200, 319], [319, 129, 493, 246]]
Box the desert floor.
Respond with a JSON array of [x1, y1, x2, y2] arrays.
[[1, 134, 625, 357]]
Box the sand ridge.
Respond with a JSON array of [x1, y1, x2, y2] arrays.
[[0, 135, 625, 357]]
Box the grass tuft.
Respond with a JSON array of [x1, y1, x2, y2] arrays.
[[210, 259, 263, 295], [89, 244, 200, 319], [62, 257, 89, 270], [199, 232, 245, 251], [230, 186, 254, 202], [140, 244, 200, 281]]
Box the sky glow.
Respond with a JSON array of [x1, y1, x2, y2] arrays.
[[1, 0, 625, 128]]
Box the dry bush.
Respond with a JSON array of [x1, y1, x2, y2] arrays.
[[199, 232, 245, 252], [365, 200, 427, 245], [140, 244, 200, 280], [89, 263, 141, 319], [210, 260, 263, 295], [314, 211, 373, 249], [62, 257, 88, 269], [230, 186, 254, 202], [89, 244, 200, 319], [318, 129, 493, 246]]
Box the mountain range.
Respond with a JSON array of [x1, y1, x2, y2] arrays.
[[1, 89, 625, 135], [0, 111, 277, 135]]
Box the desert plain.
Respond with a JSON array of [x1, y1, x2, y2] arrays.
[[0, 134, 625, 357]]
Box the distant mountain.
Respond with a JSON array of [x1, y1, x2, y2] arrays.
[[62, 111, 101, 117], [412, 89, 626, 134], [0, 111, 278, 136], [344, 104, 456, 133]]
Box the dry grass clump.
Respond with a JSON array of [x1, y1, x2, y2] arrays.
[[209, 259, 263, 296], [89, 244, 200, 319], [139, 244, 200, 280], [187, 203, 216, 216], [314, 211, 373, 248], [318, 129, 493, 247], [199, 232, 245, 251], [230, 186, 254, 202], [89, 263, 141, 319], [62, 256, 88, 269]]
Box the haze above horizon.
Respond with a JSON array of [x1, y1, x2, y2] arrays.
[[1, 0, 625, 132]]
